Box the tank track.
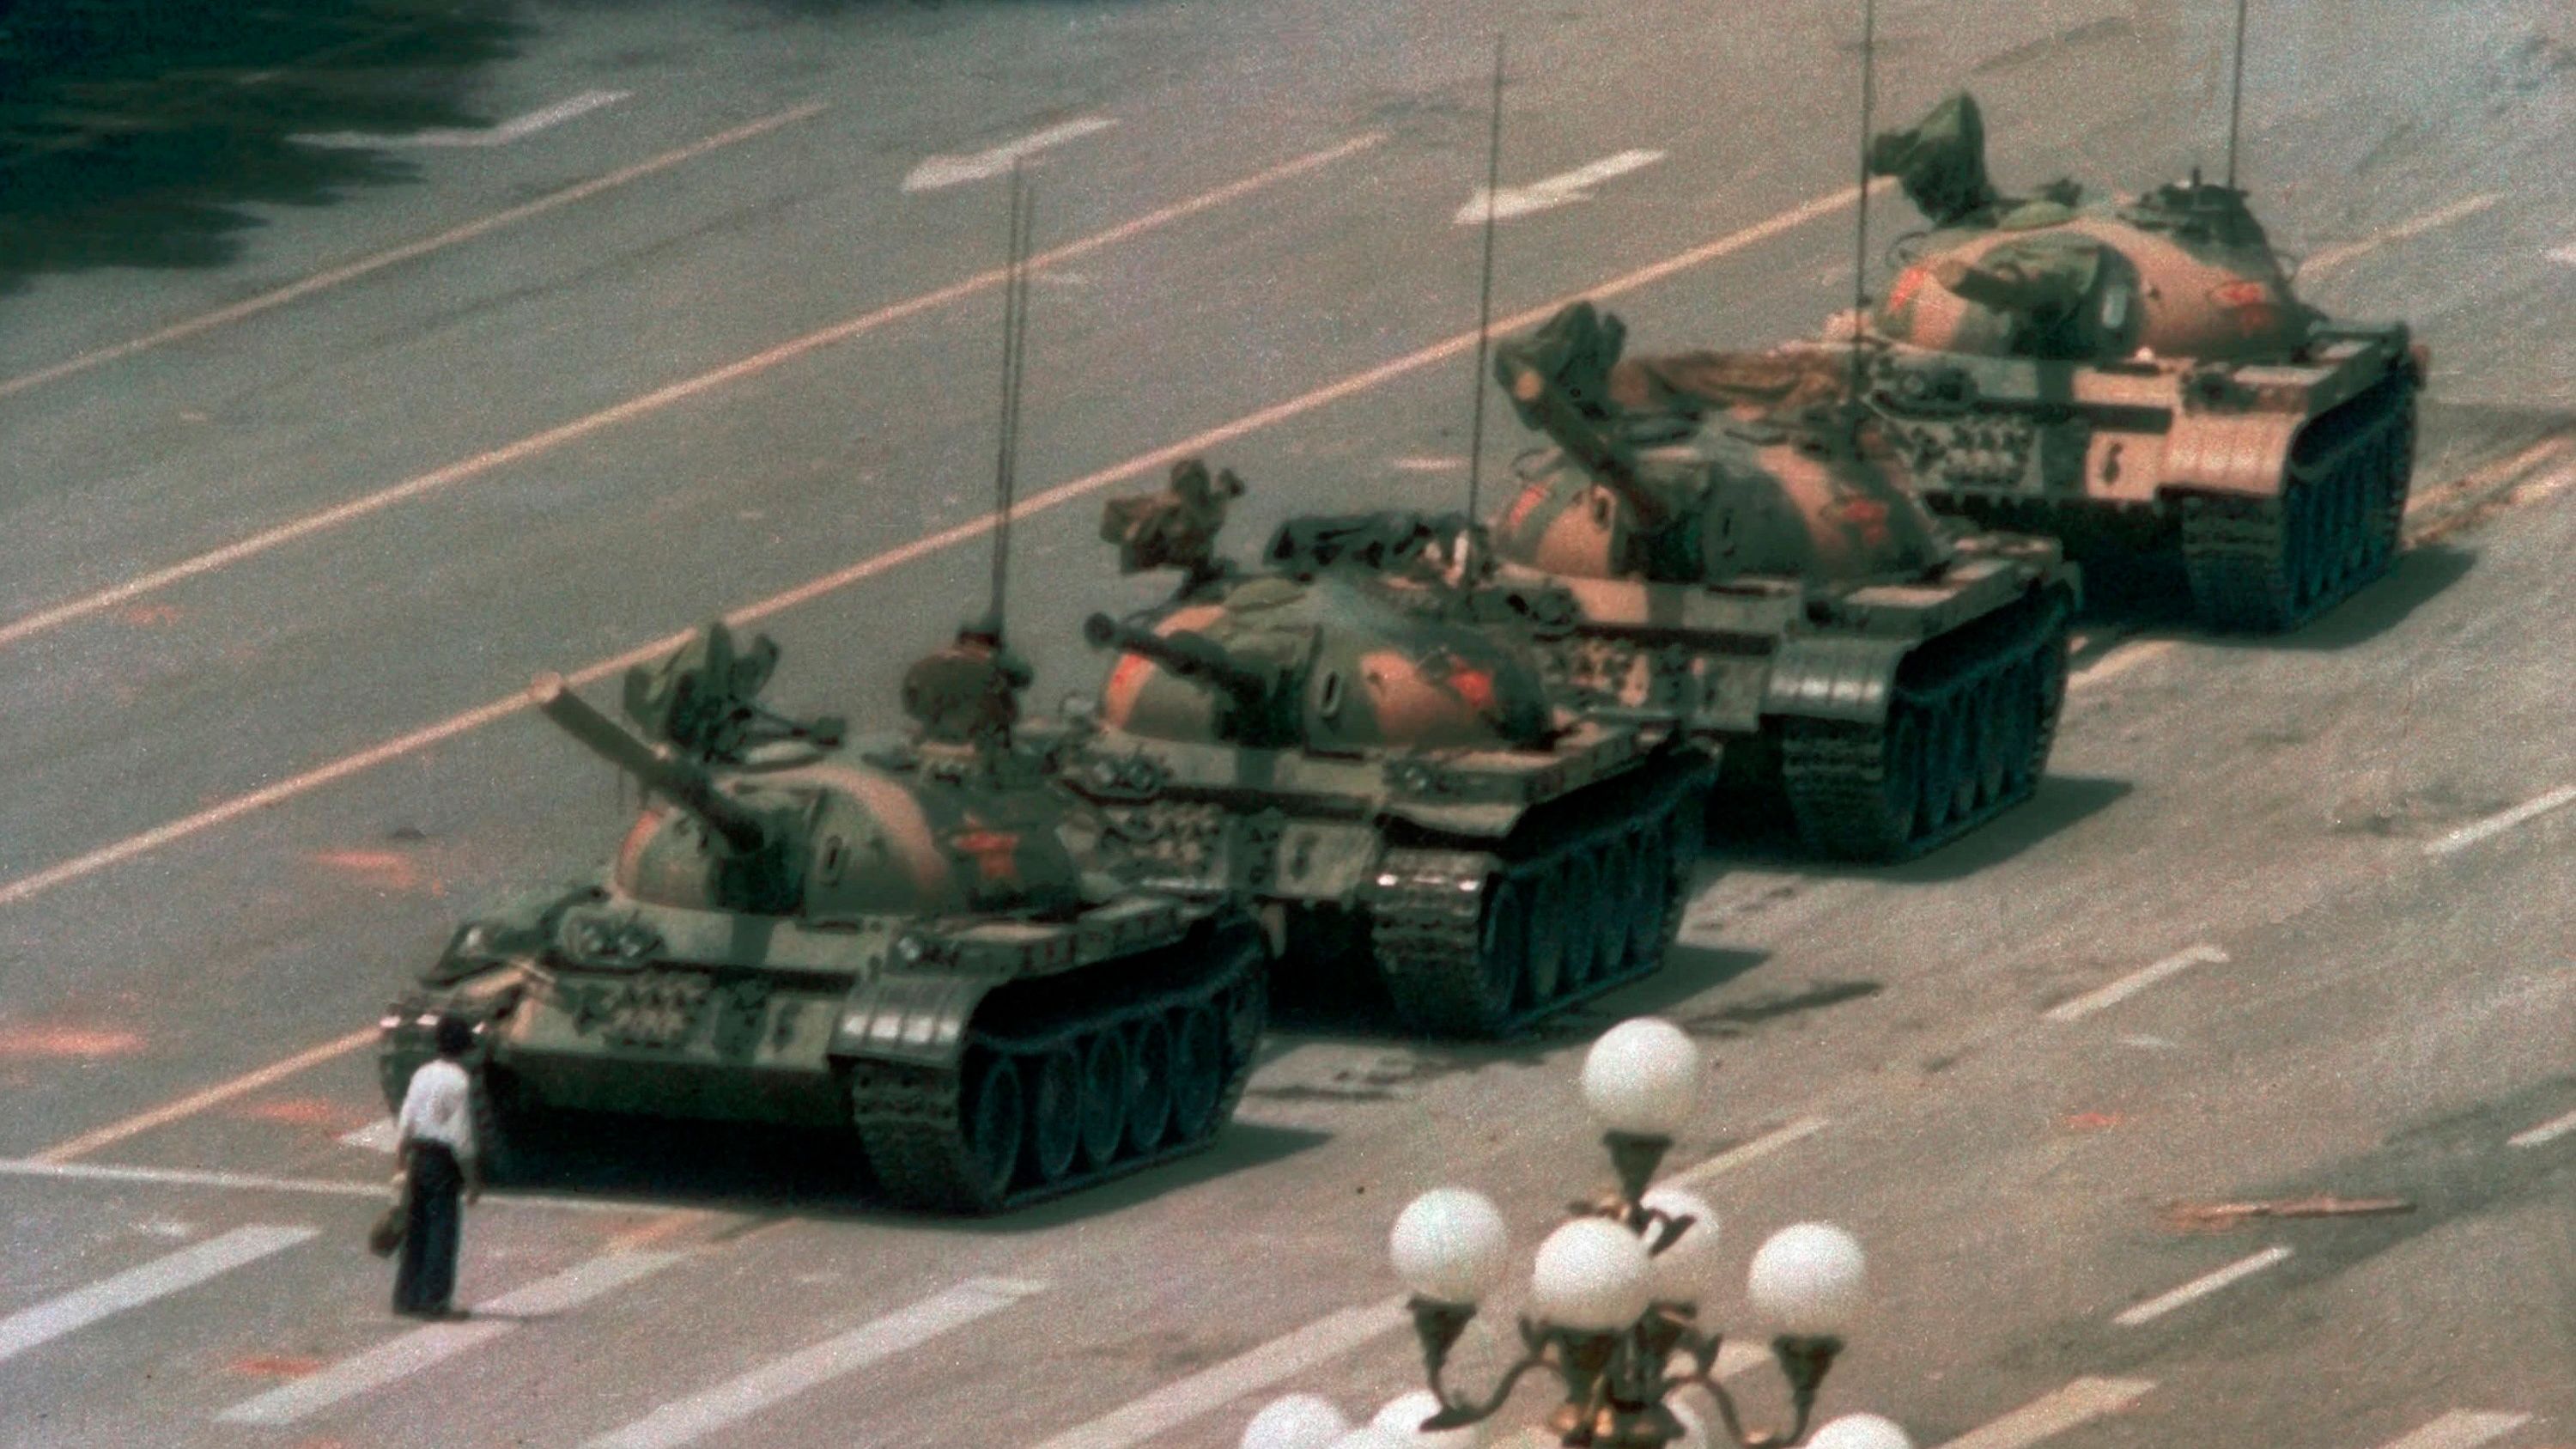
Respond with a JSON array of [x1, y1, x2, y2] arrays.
[[1775, 588, 2073, 861], [848, 924, 1267, 1215], [1364, 764, 1708, 1038], [2177, 373, 2417, 632]]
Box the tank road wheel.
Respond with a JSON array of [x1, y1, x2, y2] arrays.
[[1595, 837, 1639, 981], [1998, 661, 2038, 795], [1124, 1017, 1175, 1154], [1521, 868, 1569, 1009], [1965, 684, 2006, 812], [467, 1068, 536, 1185], [1077, 1032, 1129, 1172], [950, 1052, 1026, 1211], [1168, 1005, 1225, 1144], [1923, 698, 1968, 834], [1459, 877, 1528, 1033], [1026, 1048, 1083, 1186], [1556, 856, 1603, 994], [1629, 822, 1675, 957]]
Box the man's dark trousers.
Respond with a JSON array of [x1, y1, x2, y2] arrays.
[[392, 1142, 463, 1315]]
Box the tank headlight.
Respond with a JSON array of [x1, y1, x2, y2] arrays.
[[1091, 758, 1121, 788], [894, 934, 929, 965]]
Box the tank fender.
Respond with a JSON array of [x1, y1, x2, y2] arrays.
[[1763, 635, 1912, 725], [2160, 407, 2303, 499], [829, 973, 993, 1071]]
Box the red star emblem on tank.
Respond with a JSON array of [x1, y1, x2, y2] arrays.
[[1886, 265, 1929, 314], [1829, 495, 1893, 548], [1500, 484, 1549, 539], [1442, 660, 1498, 714], [946, 825, 1022, 883]]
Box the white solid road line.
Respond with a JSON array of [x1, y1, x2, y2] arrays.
[[2508, 1106, 2576, 1149], [1027, 1298, 1409, 1449], [1662, 1117, 1832, 1190], [0, 174, 1868, 933], [32, 1026, 380, 1163], [0, 102, 827, 402], [2373, 1412, 2535, 1449], [1935, 1378, 2157, 1449], [586, 1277, 1044, 1449], [0, 1155, 671, 1215], [2111, 1246, 2291, 1327], [218, 1251, 683, 1425], [293, 89, 631, 149], [1456, 149, 1666, 222], [0, 132, 1382, 659], [903, 117, 1120, 192], [340, 1117, 400, 1153], [2044, 945, 2229, 1024], [2300, 193, 2502, 278], [0, 1224, 316, 1364], [2425, 785, 2576, 856]]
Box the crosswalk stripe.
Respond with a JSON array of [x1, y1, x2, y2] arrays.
[[584, 1277, 1044, 1449], [1936, 1378, 2158, 1449], [1028, 1298, 1409, 1449], [216, 1251, 684, 1425], [2373, 1412, 2533, 1449], [0, 1224, 316, 1364]]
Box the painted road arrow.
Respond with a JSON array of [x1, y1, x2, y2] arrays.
[[294, 89, 629, 149], [902, 117, 1119, 192], [1455, 149, 1665, 222]]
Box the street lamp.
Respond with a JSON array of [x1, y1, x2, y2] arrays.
[[1242, 1018, 1914, 1449]]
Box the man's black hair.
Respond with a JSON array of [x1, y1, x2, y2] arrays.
[[434, 1014, 475, 1059]]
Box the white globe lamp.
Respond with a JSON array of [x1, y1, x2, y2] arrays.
[[1746, 1223, 1868, 1338], [1637, 1186, 1720, 1306], [1579, 1018, 1702, 1138], [1242, 1393, 1351, 1449], [1807, 1413, 1916, 1449], [1390, 1190, 1510, 1306], [1529, 1217, 1653, 1332]]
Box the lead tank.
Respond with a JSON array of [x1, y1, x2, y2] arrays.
[[376, 621, 1267, 1215], [1852, 91, 2424, 631], [1059, 462, 1718, 1038], [1486, 301, 2078, 861]]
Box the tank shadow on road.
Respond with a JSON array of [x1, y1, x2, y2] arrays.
[[483, 1111, 1327, 1232], [1707, 774, 2133, 885], [0, 0, 526, 294], [1982, 1073, 2576, 1394], [2068, 542, 2475, 651]]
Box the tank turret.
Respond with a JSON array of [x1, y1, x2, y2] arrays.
[[1850, 89, 2421, 631], [1483, 301, 2077, 862], [1060, 467, 1718, 1038], [380, 625, 1270, 1215]]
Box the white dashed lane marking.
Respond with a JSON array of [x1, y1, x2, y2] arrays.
[[2370, 1411, 2533, 1449], [2045, 945, 2228, 1024], [2111, 1246, 2291, 1327], [1456, 149, 1665, 222], [2426, 786, 2576, 855], [586, 1277, 1044, 1449], [218, 1251, 684, 1425], [2508, 1107, 2576, 1149], [295, 89, 629, 149], [1935, 1378, 2158, 1449], [0, 1225, 316, 1364], [903, 117, 1118, 192]]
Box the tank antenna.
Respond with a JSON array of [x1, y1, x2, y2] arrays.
[[1463, 33, 1506, 544], [2223, 0, 2250, 189], [1847, 0, 1877, 399], [987, 163, 1034, 642]]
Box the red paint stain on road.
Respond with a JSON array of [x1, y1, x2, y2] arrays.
[[228, 1355, 324, 1378], [2061, 1111, 2126, 1132], [0, 1024, 147, 1058], [306, 849, 441, 896], [236, 1097, 361, 1129], [117, 603, 182, 627]]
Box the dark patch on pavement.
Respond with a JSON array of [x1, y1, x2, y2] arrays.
[[1715, 776, 2131, 884], [0, 0, 527, 293], [1674, 977, 1881, 1037]]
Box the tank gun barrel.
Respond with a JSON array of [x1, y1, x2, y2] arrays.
[[1498, 358, 1674, 532], [529, 673, 770, 854], [1080, 614, 1272, 707]]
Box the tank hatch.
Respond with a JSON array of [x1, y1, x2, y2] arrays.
[[1089, 575, 1552, 752]]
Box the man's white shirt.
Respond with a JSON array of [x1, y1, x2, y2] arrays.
[[397, 1058, 477, 1161]]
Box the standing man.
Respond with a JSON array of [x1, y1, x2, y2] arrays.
[[392, 1014, 483, 1319]]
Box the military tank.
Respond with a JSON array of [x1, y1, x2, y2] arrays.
[[1482, 300, 2078, 861], [1850, 90, 2423, 631], [1057, 462, 1718, 1038], [376, 621, 1268, 1215]]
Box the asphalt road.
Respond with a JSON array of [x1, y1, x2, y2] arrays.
[[1, 0, 2571, 1446]]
